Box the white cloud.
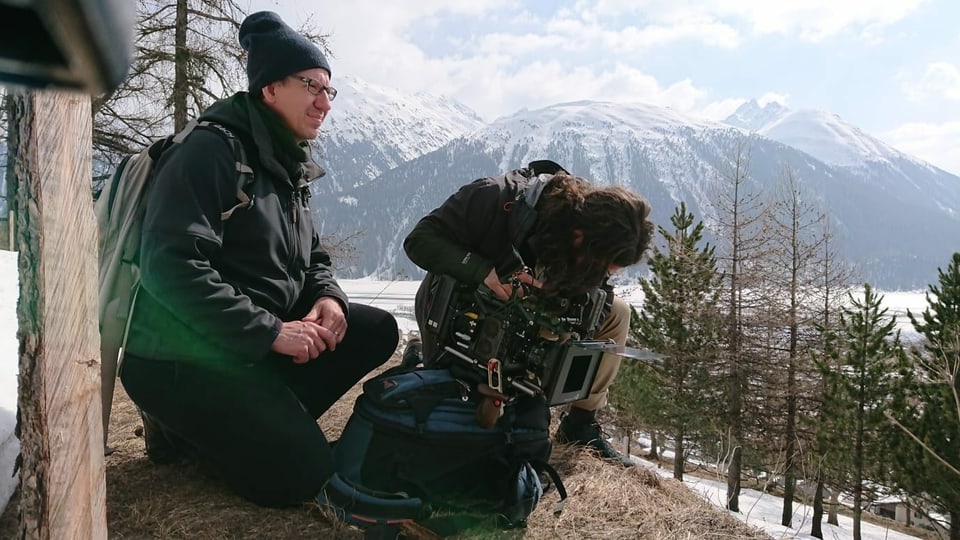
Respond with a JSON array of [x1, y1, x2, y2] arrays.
[[474, 31, 585, 57], [252, 0, 954, 157], [576, 0, 928, 42], [603, 18, 742, 50], [883, 121, 960, 176], [903, 61, 960, 102], [757, 92, 790, 107], [699, 98, 747, 121], [253, 0, 717, 121], [543, 12, 741, 50], [450, 61, 706, 121]]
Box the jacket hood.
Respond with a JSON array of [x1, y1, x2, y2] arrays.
[[199, 93, 325, 185]]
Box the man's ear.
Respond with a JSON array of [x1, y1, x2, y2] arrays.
[[260, 81, 279, 103]]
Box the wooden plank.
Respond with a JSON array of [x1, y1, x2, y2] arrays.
[[12, 89, 107, 539]]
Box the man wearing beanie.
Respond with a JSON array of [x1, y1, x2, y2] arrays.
[[119, 11, 399, 508]]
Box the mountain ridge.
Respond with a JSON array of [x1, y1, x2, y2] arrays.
[[312, 83, 960, 290]]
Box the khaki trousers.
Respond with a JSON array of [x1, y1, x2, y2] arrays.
[[571, 295, 630, 412]]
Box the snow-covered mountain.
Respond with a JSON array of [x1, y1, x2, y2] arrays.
[[724, 100, 959, 221], [726, 99, 905, 168], [313, 90, 960, 290], [723, 99, 789, 132], [315, 76, 485, 192]]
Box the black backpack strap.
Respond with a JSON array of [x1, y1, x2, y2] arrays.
[[527, 159, 568, 176], [506, 164, 560, 259], [104, 153, 134, 214], [531, 459, 567, 516], [187, 120, 256, 221], [319, 474, 509, 538], [317, 473, 430, 526]]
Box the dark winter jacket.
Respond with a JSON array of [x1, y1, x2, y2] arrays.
[[404, 169, 534, 285], [125, 92, 347, 365], [403, 163, 615, 311]]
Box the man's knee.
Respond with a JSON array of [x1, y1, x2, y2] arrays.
[[595, 296, 631, 345], [348, 303, 400, 359]]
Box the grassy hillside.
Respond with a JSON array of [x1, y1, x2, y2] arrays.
[[0, 352, 769, 540]]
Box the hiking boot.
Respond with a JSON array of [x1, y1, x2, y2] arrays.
[[400, 334, 423, 368], [556, 414, 635, 467], [139, 409, 189, 465]]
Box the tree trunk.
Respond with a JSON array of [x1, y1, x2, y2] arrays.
[[852, 488, 862, 540], [13, 90, 107, 539], [727, 445, 741, 512], [781, 445, 797, 526], [173, 0, 189, 132], [649, 431, 658, 461], [828, 490, 839, 525], [853, 371, 866, 540], [811, 476, 824, 538], [673, 427, 684, 481], [781, 447, 796, 527], [782, 329, 798, 528], [950, 509, 959, 540], [726, 360, 743, 512]]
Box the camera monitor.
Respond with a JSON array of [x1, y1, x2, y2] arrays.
[[539, 341, 604, 406]]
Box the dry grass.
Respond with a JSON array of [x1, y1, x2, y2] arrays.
[[0, 348, 770, 539]]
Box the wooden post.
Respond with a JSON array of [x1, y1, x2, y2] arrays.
[[12, 89, 107, 539]]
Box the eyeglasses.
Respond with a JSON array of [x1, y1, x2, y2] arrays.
[[289, 76, 337, 101]]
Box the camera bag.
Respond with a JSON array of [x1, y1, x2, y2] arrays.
[[325, 365, 566, 534]]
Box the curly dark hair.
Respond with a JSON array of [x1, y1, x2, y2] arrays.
[[530, 172, 654, 295]]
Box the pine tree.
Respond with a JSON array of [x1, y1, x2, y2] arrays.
[[816, 284, 907, 540], [710, 137, 770, 511], [805, 215, 856, 538], [888, 252, 960, 540], [759, 166, 837, 528], [610, 308, 664, 461], [629, 202, 723, 480]]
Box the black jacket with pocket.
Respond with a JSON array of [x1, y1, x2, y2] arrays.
[[126, 93, 347, 365]]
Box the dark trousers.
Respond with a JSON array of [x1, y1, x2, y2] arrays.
[[119, 303, 399, 507]]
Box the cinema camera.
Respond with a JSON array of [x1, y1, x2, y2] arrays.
[[425, 274, 619, 407]]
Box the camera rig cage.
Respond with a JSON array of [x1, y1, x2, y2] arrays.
[[424, 275, 618, 406]]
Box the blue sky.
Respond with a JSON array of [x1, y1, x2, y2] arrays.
[[248, 0, 960, 175]]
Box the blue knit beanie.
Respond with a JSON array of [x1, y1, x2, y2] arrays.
[[239, 11, 331, 95]]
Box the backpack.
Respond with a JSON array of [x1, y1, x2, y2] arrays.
[[95, 119, 254, 440], [321, 366, 567, 536]]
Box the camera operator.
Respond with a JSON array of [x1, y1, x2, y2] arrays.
[[403, 161, 654, 466]]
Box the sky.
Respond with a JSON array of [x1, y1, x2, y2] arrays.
[[246, 0, 960, 176], [0, 251, 937, 535]]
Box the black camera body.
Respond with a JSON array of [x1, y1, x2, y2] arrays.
[[425, 276, 612, 406]]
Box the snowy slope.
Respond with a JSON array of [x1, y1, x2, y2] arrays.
[[317, 76, 485, 191], [724, 100, 960, 220], [725, 99, 955, 174]]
